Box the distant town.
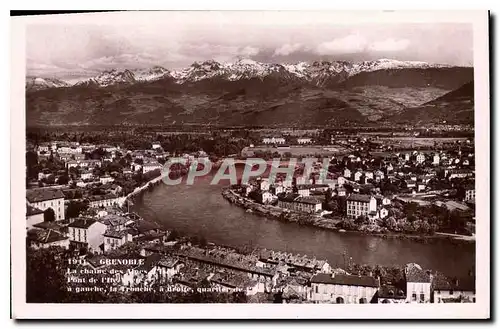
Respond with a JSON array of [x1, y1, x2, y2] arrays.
[[25, 125, 475, 304]]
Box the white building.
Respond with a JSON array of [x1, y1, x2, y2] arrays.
[[81, 171, 93, 180], [99, 175, 114, 184], [296, 185, 311, 197], [68, 218, 107, 254], [256, 190, 275, 204], [259, 178, 270, 191], [262, 137, 286, 145], [87, 195, 125, 208], [27, 229, 69, 250], [57, 144, 83, 154], [277, 194, 322, 213], [346, 194, 377, 219], [364, 171, 374, 180], [297, 137, 312, 145], [405, 263, 432, 303], [67, 159, 101, 169], [142, 161, 163, 174], [103, 230, 134, 253], [465, 187, 475, 201], [353, 171, 363, 182], [374, 170, 385, 182], [416, 153, 426, 164], [309, 273, 379, 303], [433, 276, 475, 303], [433, 154, 440, 165], [26, 205, 45, 229], [26, 189, 65, 221]]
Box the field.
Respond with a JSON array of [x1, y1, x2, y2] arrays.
[[241, 145, 349, 157], [372, 137, 470, 148]]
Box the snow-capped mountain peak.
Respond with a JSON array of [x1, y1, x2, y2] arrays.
[[75, 66, 172, 87], [29, 59, 458, 89], [26, 76, 70, 91], [132, 66, 170, 82]]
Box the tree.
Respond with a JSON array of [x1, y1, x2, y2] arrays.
[[355, 215, 368, 226], [26, 247, 68, 302], [167, 229, 180, 242], [56, 174, 69, 185], [44, 208, 56, 222], [66, 200, 89, 219], [26, 151, 39, 179]]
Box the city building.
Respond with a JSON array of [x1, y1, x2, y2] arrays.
[[262, 137, 286, 145], [67, 159, 101, 169], [405, 263, 432, 303], [103, 229, 134, 252], [142, 160, 163, 174], [26, 189, 65, 221], [270, 184, 285, 195], [87, 194, 125, 208], [277, 194, 322, 213], [376, 285, 406, 304], [433, 154, 440, 165], [68, 218, 107, 253], [26, 204, 44, 229], [309, 273, 380, 303], [99, 175, 114, 184], [433, 276, 475, 303], [416, 153, 426, 164], [336, 187, 346, 197], [297, 137, 312, 145], [81, 170, 93, 180], [465, 184, 476, 201], [259, 178, 270, 191], [346, 194, 377, 219], [354, 171, 363, 182], [27, 229, 70, 250], [296, 185, 311, 197], [255, 190, 275, 204]]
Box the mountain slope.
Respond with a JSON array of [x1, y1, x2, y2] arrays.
[[25, 59, 474, 127], [389, 81, 474, 124], [338, 67, 473, 89]]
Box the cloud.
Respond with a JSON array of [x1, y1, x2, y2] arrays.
[[315, 34, 367, 55], [368, 38, 410, 52], [181, 43, 260, 62], [273, 43, 303, 56], [239, 46, 260, 57]]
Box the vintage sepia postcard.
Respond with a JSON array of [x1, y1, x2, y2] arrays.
[[11, 10, 490, 319]]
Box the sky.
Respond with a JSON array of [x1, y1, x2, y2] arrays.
[[25, 11, 474, 82]]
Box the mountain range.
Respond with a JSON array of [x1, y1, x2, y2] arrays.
[[25, 58, 474, 127]]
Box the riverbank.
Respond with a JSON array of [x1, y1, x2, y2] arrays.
[[221, 188, 475, 244], [124, 174, 164, 206]]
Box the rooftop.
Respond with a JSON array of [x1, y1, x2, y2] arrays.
[[68, 218, 98, 229], [27, 229, 68, 244], [26, 189, 64, 203], [405, 263, 431, 283], [347, 194, 373, 203], [311, 273, 379, 288], [378, 285, 406, 299], [103, 229, 130, 238], [26, 204, 44, 216]]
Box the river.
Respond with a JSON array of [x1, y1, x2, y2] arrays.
[[131, 171, 475, 277]]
